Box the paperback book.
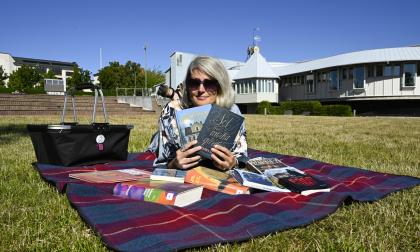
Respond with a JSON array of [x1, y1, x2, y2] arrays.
[[113, 179, 203, 207], [246, 157, 290, 174], [196, 105, 244, 159], [175, 104, 212, 146], [185, 166, 249, 195], [230, 169, 290, 192], [69, 168, 151, 183], [150, 168, 187, 183], [264, 166, 331, 196]]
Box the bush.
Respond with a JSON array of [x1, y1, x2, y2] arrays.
[[256, 100, 352, 117], [0, 87, 13, 93], [256, 101, 272, 114], [278, 100, 322, 115], [318, 105, 352, 116]]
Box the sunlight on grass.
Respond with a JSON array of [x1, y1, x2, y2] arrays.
[[0, 114, 419, 251]]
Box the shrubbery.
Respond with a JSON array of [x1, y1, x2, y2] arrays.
[[256, 100, 352, 117]]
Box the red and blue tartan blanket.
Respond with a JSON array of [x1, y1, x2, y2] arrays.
[[34, 149, 420, 252]]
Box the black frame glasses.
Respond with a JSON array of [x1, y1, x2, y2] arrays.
[[187, 78, 219, 93]]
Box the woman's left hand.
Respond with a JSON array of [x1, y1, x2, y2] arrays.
[[210, 145, 237, 171]]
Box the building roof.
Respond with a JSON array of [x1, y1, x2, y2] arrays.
[[13, 56, 76, 67], [233, 49, 278, 80], [274, 46, 420, 76]]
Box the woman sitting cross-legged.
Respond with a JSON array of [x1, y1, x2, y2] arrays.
[[150, 56, 247, 171]]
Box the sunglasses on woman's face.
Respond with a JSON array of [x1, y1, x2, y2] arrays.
[[187, 78, 219, 93]]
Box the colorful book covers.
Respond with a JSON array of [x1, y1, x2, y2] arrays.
[[113, 179, 203, 207], [185, 166, 249, 195]]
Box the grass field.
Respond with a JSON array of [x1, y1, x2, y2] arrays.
[[0, 114, 419, 251]]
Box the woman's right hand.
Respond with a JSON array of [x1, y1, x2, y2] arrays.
[[169, 140, 202, 169]]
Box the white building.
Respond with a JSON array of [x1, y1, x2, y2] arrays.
[[0, 52, 76, 88], [164, 45, 420, 115]]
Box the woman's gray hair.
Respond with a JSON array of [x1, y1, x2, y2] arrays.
[[181, 56, 234, 109]]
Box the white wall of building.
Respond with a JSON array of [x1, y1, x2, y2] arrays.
[[0, 53, 17, 85]]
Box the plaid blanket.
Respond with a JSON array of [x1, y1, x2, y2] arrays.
[[34, 149, 420, 252]]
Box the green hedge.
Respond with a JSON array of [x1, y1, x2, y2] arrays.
[[257, 100, 352, 117]]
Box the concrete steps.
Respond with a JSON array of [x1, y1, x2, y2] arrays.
[[0, 94, 156, 116]]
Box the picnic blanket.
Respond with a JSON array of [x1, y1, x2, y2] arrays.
[[34, 148, 420, 252]]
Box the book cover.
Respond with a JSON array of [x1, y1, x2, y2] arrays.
[[231, 169, 290, 192], [185, 166, 249, 195], [113, 179, 203, 207], [175, 104, 212, 146], [246, 157, 290, 174], [264, 167, 331, 196], [150, 168, 187, 183], [196, 105, 244, 159], [69, 168, 151, 183]]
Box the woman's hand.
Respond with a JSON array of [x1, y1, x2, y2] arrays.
[[210, 145, 238, 171], [169, 140, 202, 170]]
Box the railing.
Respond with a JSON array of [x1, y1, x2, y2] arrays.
[[115, 88, 155, 110]]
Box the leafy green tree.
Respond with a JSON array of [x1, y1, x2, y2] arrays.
[[66, 65, 92, 90], [96, 60, 164, 92], [0, 66, 8, 87], [8, 66, 42, 92]]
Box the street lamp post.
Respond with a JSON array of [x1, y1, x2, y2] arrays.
[[144, 43, 148, 95]]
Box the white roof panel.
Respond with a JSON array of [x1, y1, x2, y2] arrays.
[[234, 51, 278, 79], [274, 46, 420, 76]]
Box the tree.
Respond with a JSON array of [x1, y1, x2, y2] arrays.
[[0, 66, 8, 87], [8, 66, 42, 92], [66, 65, 92, 90], [96, 60, 164, 91]]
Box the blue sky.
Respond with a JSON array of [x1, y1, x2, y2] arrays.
[[1, 0, 419, 75]]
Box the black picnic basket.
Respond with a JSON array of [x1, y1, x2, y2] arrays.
[[27, 83, 133, 166]]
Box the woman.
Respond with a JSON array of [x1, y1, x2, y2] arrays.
[[152, 56, 247, 170]]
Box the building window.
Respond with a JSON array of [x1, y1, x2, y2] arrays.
[[176, 54, 182, 66], [348, 67, 353, 79], [353, 66, 364, 89], [367, 65, 374, 78], [393, 65, 401, 76], [306, 74, 315, 93], [329, 70, 338, 90], [384, 65, 393, 77], [403, 63, 416, 87], [341, 68, 348, 80], [375, 65, 383, 77]]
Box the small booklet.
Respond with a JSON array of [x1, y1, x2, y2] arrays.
[[246, 157, 289, 174], [230, 169, 290, 192], [150, 168, 187, 183], [69, 168, 151, 183], [185, 166, 249, 195], [113, 179, 203, 207]]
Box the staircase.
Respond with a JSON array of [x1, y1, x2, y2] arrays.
[[0, 94, 157, 116]]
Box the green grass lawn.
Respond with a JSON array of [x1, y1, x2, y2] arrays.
[[1, 114, 419, 251]]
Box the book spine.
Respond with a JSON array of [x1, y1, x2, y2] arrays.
[[113, 183, 146, 200]]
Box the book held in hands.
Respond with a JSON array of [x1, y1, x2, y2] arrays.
[[150, 168, 187, 183], [113, 179, 203, 207], [175, 104, 244, 159], [69, 168, 151, 183], [175, 104, 212, 146]]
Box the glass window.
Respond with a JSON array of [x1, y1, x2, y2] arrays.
[[306, 74, 315, 93], [403, 63, 416, 87], [341, 68, 348, 80], [393, 65, 401, 76], [375, 65, 383, 77], [353, 66, 364, 89], [329, 70, 338, 90], [367, 65, 374, 78], [349, 68, 353, 79], [384, 65, 392, 77]]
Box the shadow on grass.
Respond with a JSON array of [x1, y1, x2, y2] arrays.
[[0, 124, 29, 145]]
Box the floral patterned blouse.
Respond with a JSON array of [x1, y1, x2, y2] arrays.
[[149, 100, 248, 168]]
